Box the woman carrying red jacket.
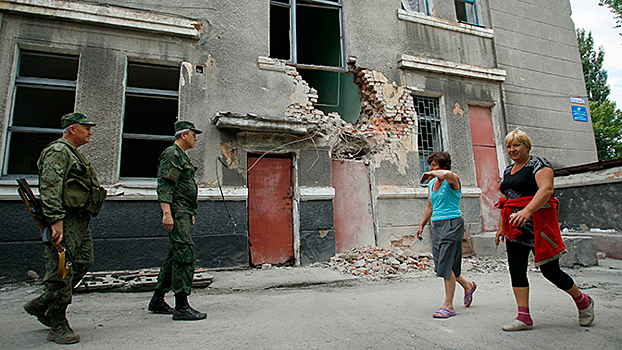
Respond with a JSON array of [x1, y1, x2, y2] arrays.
[[495, 129, 594, 331]]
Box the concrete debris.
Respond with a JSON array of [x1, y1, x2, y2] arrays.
[[462, 256, 509, 274], [560, 236, 599, 267], [313, 245, 435, 281], [27, 270, 40, 280], [312, 246, 510, 281], [74, 269, 214, 293]]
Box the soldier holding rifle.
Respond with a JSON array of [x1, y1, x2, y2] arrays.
[[23, 112, 105, 344]]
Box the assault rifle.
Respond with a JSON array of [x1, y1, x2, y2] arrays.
[[17, 178, 75, 279]]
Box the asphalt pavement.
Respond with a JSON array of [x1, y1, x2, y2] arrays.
[[1, 258, 621, 350]]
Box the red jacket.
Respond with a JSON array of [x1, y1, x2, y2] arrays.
[[495, 196, 566, 266]]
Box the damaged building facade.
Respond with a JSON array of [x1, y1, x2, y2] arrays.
[[0, 0, 597, 277]]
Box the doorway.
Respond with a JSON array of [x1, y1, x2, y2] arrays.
[[247, 154, 294, 265], [468, 105, 501, 232]]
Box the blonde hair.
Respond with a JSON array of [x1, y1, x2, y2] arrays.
[[505, 129, 532, 151]]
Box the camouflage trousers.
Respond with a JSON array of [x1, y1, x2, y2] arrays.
[[155, 212, 195, 295], [41, 212, 93, 310]]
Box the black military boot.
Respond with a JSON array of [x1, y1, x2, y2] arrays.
[[47, 306, 80, 344], [172, 293, 207, 321], [24, 296, 51, 327], [148, 289, 174, 314]]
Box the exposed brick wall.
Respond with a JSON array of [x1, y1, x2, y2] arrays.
[[282, 59, 418, 161]]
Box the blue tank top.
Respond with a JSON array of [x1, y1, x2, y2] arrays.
[[429, 178, 462, 221]]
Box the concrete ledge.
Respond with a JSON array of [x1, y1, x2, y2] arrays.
[[399, 54, 506, 82], [563, 232, 622, 260], [397, 9, 494, 39], [472, 232, 616, 265], [376, 185, 481, 199], [470, 232, 507, 259], [0, 0, 201, 38], [560, 236, 598, 267]]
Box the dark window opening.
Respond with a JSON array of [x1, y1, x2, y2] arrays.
[[120, 61, 179, 178], [4, 49, 78, 175], [455, 0, 479, 25], [123, 95, 178, 135], [19, 50, 79, 80], [296, 4, 341, 66], [7, 133, 59, 174], [270, 0, 343, 67], [299, 69, 361, 124], [414, 96, 443, 173], [120, 138, 172, 178], [270, 3, 291, 60], [12, 87, 76, 129], [126, 62, 179, 91]]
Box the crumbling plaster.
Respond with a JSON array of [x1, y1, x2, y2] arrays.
[[239, 57, 420, 179]]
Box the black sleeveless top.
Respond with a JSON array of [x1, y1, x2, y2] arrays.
[[499, 156, 553, 247]]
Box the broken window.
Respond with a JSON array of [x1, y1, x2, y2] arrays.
[[120, 62, 179, 178], [402, 0, 431, 15], [413, 96, 443, 173], [270, 0, 344, 67], [454, 0, 479, 25], [298, 68, 361, 123], [271, 1, 358, 122], [4, 50, 79, 175]]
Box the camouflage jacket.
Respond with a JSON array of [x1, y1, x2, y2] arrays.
[[37, 138, 100, 223], [157, 144, 198, 215]]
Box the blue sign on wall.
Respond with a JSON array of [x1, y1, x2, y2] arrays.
[[571, 105, 588, 122]]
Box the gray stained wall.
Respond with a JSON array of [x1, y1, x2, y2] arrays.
[[489, 0, 597, 168], [0, 0, 596, 278]]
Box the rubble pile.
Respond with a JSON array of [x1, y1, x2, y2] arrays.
[[314, 246, 510, 280], [463, 256, 509, 274], [73, 269, 214, 293], [318, 245, 435, 280]]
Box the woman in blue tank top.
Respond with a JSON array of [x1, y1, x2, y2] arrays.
[[416, 152, 477, 318]]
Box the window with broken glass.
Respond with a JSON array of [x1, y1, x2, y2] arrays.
[[120, 62, 179, 178], [454, 0, 479, 25], [402, 0, 431, 15], [413, 96, 443, 173], [3, 50, 79, 175], [270, 0, 361, 123]]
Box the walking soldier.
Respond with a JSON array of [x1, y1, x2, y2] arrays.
[[148, 120, 207, 321], [24, 112, 106, 344]]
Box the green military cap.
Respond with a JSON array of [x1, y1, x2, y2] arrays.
[[174, 120, 203, 134], [60, 112, 96, 129]]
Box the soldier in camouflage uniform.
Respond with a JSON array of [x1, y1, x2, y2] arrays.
[[148, 120, 207, 321], [24, 112, 105, 344]]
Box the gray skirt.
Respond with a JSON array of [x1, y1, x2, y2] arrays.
[[431, 216, 465, 279]]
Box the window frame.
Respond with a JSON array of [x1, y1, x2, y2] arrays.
[[3, 49, 79, 176], [454, 0, 481, 26], [402, 0, 432, 16], [270, 0, 346, 69], [413, 95, 444, 173], [119, 61, 179, 179]]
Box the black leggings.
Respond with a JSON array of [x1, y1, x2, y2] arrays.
[[506, 240, 574, 290]]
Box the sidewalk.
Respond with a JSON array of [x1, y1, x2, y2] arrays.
[[2, 258, 621, 349]]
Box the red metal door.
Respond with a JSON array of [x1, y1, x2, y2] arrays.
[[332, 160, 375, 253], [468, 106, 501, 232], [247, 154, 294, 266]]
